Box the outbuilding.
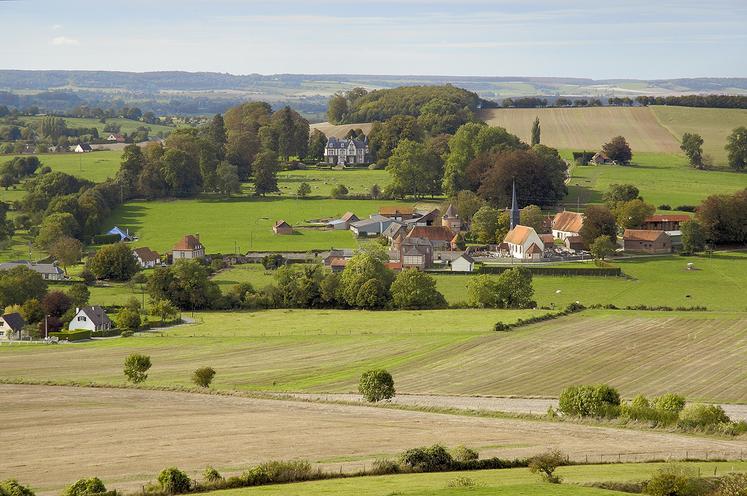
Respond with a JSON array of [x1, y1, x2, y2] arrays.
[[450, 254, 475, 272], [623, 229, 672, 254]]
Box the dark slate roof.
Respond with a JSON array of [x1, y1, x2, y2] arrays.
[[0, 260, 64, 276], [326, 137, 368, 150], [78, 306, 111, 327], [1, 312, 26, 332]]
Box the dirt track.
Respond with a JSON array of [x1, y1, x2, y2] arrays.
[[283, 393, 747, 421], [3, 385, 746, 495]]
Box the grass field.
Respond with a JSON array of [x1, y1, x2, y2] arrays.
[[277, 168, 389, 197], [1, 306, 745, 401], [215, 462, 747, 496], [478, 107, 682, 154], [18, 116, 175, 136], [4, 384, 745, 495], [650, 105, 747, 164], [106, 197, 429, 252], [565, 151, 747, 209], [310, 121, 375, 139]]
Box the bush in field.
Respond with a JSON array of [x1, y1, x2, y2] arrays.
[[370, 459, 401, 475], [399, 445, 453, 472], [450, 445, 479, 463], [117, 307, 141, 332], [62, 477, 107, 496], [0, 480, 35, 496], [192, 367, 216, 388], [528, 449, 566, 484], [157, 468, 191, 494], [644, 465, 707, 496], [653, 393, 686, 415], [558, 384, 620, 417], [242, 460, 315, 486], [123, 353, 151, 383], [358, 369, 395, 402], [679, 404, 730, 428], [447, 477, 476, 488], [202, 467, 223, 484], [390, 269, 446, 309], [713, 473, 747, 496]]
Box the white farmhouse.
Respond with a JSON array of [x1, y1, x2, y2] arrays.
[[69, 306, 112, 332], [503, 225, 545, 260]]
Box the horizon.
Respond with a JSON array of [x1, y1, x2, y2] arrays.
[[0, 0, 745, 79]]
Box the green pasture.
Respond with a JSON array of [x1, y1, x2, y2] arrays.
[[205, 462, 747, 496], [277, 168, 390, 197], [18, 116, 175, 136], [564, 151, 747, 210], [105, 197, 431, 253], [2, 149, 121, 183], [650, 105, 747, 165], [435, 251, 747, 312]]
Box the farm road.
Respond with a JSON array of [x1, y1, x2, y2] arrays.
[[281, 393, 747, 421]]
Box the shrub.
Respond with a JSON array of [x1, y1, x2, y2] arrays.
[[331, 184, 348, 199], [202, 467, 223, 484], [370, 459, 400, 475], [713, 473, 747, 496], [493, 322, 511, 332], [450, 445, 479, 463], [120, 330, 134, 338], [124, 353, 151, 383], [630, 394, 650, 409], [676, 205, 697, 212], [653, 393, 686, 414], [658, 204, 672, 210], [644, 465, 707, 496], [679, 404, 730, 428], [157, 468, 191, 494], [117, 308, 141, 332], [0, 480, 35, 496], [528, 449, 566, 484], [558, 384, 621, 417], [63, 478, 107, 496], [399, 445, 453, 472], [446, 477, 476, 488], [192, 367, 216, 388], [243, 460, 315, 485], [358, 369, 395, 402]]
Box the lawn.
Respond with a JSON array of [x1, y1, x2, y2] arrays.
[[435, 251, 747, 312], [650, 105, 747, 165], [277, 167, 389, 197], [105, 197, 431, 253], [212, 462, 747, 496], [565, 151, 747, 209]]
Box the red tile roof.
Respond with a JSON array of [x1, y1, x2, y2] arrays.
[[173, 235, 202, 251], [406, 226, 455, 242], [504, 225, 537, 245], [552, 211, 584, 233], [643, 214, 691, 223], [623, 229, 668, 242]]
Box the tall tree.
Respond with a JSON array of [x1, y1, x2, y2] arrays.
[[530, 116, 541, 146], [579, 205, 617, 245], [680, 220, 706, 254], [327, 94, 348, 124], [48, 236, 83, 274], [160, 148, 202, 197], [270, 106, 309, 160], [726, 126, 747, 170], [207, 114, 227, 157], [385, 139, 442, 198], [252, 151, 279, 196], [680, 132, 704, 169], [602, 136, 633, 164], [307, 129, 327, 161]]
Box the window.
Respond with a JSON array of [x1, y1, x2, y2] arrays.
[[78, 316, 87, 322]]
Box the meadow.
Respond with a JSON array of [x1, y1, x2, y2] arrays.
[[564, 151, 747, 209], [650, 105, 747, 164], [277, 167, 389, 197], [18, 115, 175, 136], [5, 384, 746, 495]]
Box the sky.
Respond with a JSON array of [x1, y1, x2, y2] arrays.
[[0, 0, 745, 79]]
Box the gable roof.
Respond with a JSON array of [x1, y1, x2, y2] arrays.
[[77, 143, 93, 151], [624, 229, 669, 242], [503, 225, 538, 245], [643, 214, 691, 223], [173, 235, 203, 251], [274, 220, 291, 228], [456, 253, 475, 264], [0, 260, 64, 276], [552, 211, 584, 233], [443, 204, 457, 218], [108, 226, 134, 240], [77, 306, 111, 327], [540, 233, 555, 245], [340, 211, 359, 222], [416, 208, 441, 222], [1, 312, 25, 332], [326, 137, 368, 150], [406, 226, 455, 242], [133, 247, 160, 263], [382, 222, 405, 238], [328, 257, 348, 268], [526, 243, 543, 255], [379, 206, 415, 217]]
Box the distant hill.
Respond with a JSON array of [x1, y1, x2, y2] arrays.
[[1, 70, 746, 118]]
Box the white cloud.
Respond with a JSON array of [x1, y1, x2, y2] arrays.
[[51, 24, 62, 30], [51, 36, 79, 46]]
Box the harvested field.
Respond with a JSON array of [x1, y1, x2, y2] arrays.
[[310, 121, 374, 139], [4, 385, 746, 495], [478, 107, 681, 153]]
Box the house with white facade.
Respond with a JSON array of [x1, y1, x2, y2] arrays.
[[450, 254, 475, 272], [172, 234, 205, 260], [551, 211, 584, 240], [503, 225, 545, 260], [69, 306, 112, 332], [324, 137, 370, 165]]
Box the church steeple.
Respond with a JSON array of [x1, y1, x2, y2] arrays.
[[510, 179, 520, 230]]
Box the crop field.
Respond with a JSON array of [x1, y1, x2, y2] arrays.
[[564, 151, 747, 209], [18, 115, 175, 136], [1, 307, 745, 401], [310, 121, 375, 139], [105, 197, 426, 252], [214, 462, 747, 496], [4, 385, 746, 495], [478, 107, 682, 154], [650, 105, 747, 164]]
